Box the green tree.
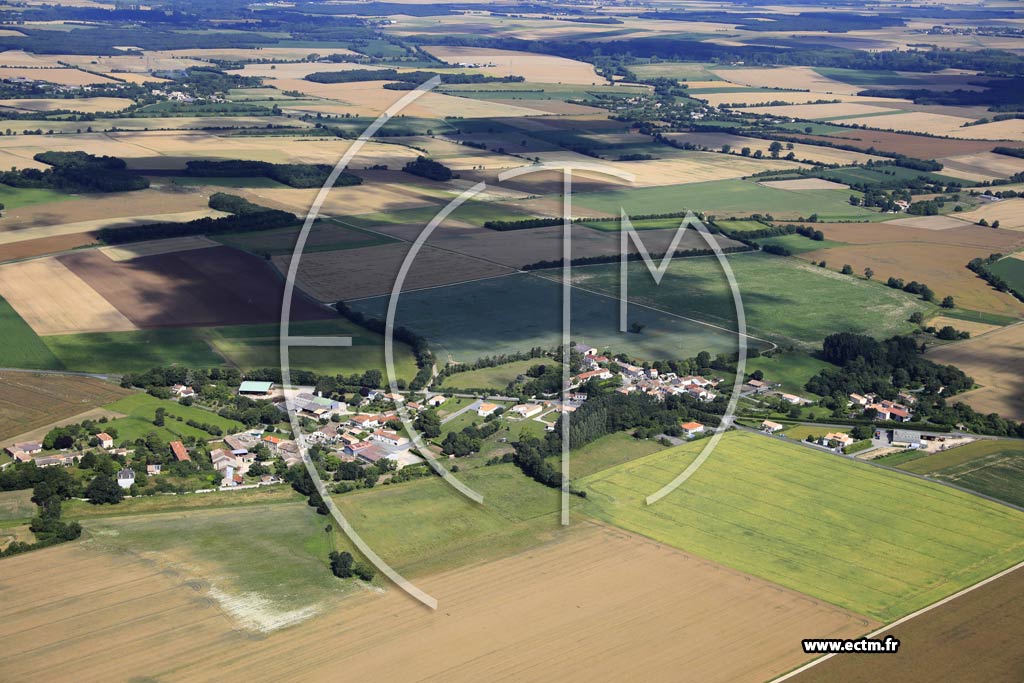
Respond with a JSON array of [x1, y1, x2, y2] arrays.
[[329, 551, 354, 578], [941, 295, 955, 309], [85, 474, 123, 505], [841, 264, 853, 275]]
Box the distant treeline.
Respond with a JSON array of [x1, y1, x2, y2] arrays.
[[96, 192, 297, 244], [0, 151, 149, 193], [993, 146, 1024, 159], [402, 156, 454, 182], [184, 159, 361, 189], [304, 68, 524, 89]]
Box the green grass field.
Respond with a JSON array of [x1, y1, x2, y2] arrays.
[[745, 351, 836, 397], [81, 500, 357, 620], [781, 424, 846, 441], [989, 256, 1024, 294], [573, 179, 882, 221], [331, 463, 560, 577], [104, 393, 244, 441], [560, 252, 931, 348], [0, 185, 69, 209], [350, 272, 754, 363], [0, 296, 63, 370], [42, 320, 416, 379], [0, 490, 35, 522], [578, 431, 1024, 621], [568, 431, 667, 479], [893, 440, 1024, 507], [441, 359, 552, 391], [629, 62, 723, 81], [755, 233, 846, 254]]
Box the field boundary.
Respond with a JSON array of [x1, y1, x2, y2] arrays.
[[769, 559, 1024, 682]]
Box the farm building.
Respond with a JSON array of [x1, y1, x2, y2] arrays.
[[349, 414, 381, 429], [370, 429, 401, 447], [761, 420, 784, 433], [681, 421, 705, 437], [512, 404, 543, 418], [849, 393, 869, 407], [356, 444, 390, 465], [426, 395, 447, 407], [573, 343, 598, 356], [892, 430, 923, 449], [13, 441, 42, 455], [96, 432, 114, 449], [146, 464, 162, 476], [822, 432, 854, 448], [238, 380, 274, 397], [172, 384, 196, 398], [574, 369, 613, 385]]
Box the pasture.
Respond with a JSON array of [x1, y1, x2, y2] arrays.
[[560, 252, 930, 348], [989, 254, 1024, 292], [350, 271, 752, 363], [745, 351, 837, 397], [578, 431, 1024, 621], [441, 358, 550, 391], [104, 394, 244, 438], [569, 431, 668, 479], [0, 372, 130, 442]]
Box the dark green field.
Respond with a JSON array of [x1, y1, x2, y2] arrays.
[[989, 256, 1024, 294], [0, 297, 63, 370]]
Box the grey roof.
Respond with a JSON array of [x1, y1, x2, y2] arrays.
[[893, 429, 922, 443]]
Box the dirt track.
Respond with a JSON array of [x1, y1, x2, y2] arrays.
[[0, 523, 875, 682]]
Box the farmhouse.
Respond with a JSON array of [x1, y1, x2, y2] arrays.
[[573, 368, 613, 386], [169, 440, 190, 462], [477, 402, 500, 417], [761, 420, 784, 433], [681, 421, 705, 437], [355, 444, 390, 465], [779, 393, 805, 405], [426, 395, 447, 407], [292, 392, 343, 419], [849, 393, 869, 407], [511, 404, 543, 418], [573, 343, 598, 356], [822, 432, 855, 448], [35, 453, 79, 468], [349, 414, 381, 429], [117, 468, 135, 489], [172, 384, 196, 398], [146, 464, 162, 476], [370, 429, 401, 447], [238, 380, 274, 397], [95, 432, 114, 449], [13, 441, 42, 455]]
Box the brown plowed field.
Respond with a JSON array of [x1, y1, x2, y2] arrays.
[[787, 131, 1001, 159], [0, 372, 131, 442], [0, 523, 876, 682], [59, 246, 331, 328], [793, 565, 1024, 683], [927, 323, 1024, 421]]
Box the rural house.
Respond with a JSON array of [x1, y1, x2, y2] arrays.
[[96, 432, 114, 449], [681, 421, 705, 437], [169, 441, 190, 462], [477, 403, 500, 417], [761, 420, 784, 433], [117, 468, 135, 489]]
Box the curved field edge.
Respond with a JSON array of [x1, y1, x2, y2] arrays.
[[575, 431, 1024, 622]]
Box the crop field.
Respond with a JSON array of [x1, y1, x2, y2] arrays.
[[579, 431, 1024, 621], [0, 520, 874, 683], [572, 179, 881, 221], [0, 296, 62, 369], [98, 236, 219, 262], [759, 178, 849, 191], [568, 431, 668, 479], [926, 315, 1000, 338], [42, 328, 225, 374], [0, 97, 133, 112], [755, 233, 847, 254], [273, 242, 516, 303], [946, 119, 1024, 142], [745, 102, 901, 119], [59, 247, 332, 329], [792, 564, 1024, 683], [0, 184, 69, 212], [928, 324, 1024, 421], [891, 440, 1024, 508], [0, 66, 116, 85], [234, 181, 444, 220], [629, 61, 723, 81], [351, 271, 751, 363], [711, 66, 863, 95], [786, 129, 997, 159], [0, 489, 34, 522], [0, 257, 136, 336], [666, 131, 882, 165], [560, 252, 930, 348], [938, 151, 1024, 183], [957, 198, 1024, 231], [0, 371, 130, 442], [213, 220, 395, 256]]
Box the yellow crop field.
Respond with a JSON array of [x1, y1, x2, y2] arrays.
[[422, 45, 601, 84]]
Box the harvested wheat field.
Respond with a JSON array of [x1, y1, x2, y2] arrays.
[[0, 209, 225, 248], [271, 78, 551, 119], [274, 242, 515, 301], [840, 111, 976, 136], [945, 118, 1024, 142], [99, 235, 219, 261], [793, 564, 1024, 683], [229, 61, 389, 80], [0, 97, 134, 113], [760, 178, 850, 191], [785, 130, 997, 159], [698, 91, 904, 108], [745, 102, 900, 119], [59, 247, 332, 328], [235, 182, 444, 218], [0, 258, 136, 335], [885, 215, 974, 230], [928, 324, 1024, 422], [665, 132, 883, 165], [957, 198, 1024, 230], [938, 152, 1024, 183], [711, 66, 864, 95], [927, 316, 1001, 338], [423, 46, 601, 85], [0, 372, 130, 441], [0, 523, 876, 682]]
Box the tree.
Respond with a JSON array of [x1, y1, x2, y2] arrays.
[[768, 141, 783, 158], [909, 311, 924, 325], [841, 264, 853, 275], [329, 551, 354, 578], [864, 267, 874, 280], [85, 474, 123, 505], [941, 295, 955, 309], [414, 410, 441, 438], [740, 147, 751, 157], [992, 220, 1000, 229]]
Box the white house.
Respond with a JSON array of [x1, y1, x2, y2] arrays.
[[477, 402, 500, 417], [426, 395, 447, 408], [95, 432, 114, 449], [511, 404, 543, 418], [370, 429, 401, 447], [761, 420, 784, 433], [117, 468, 135, 489]]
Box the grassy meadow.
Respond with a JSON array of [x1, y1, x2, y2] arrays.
[[578, 431, 1024, 621], [0, 296, 63, 370]]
